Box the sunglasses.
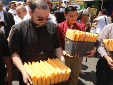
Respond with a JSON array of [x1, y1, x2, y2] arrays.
[[35, 16, 51, 21]]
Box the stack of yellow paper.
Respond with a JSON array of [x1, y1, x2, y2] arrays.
[[66, 29, 98, 42], [103, 39, 113, 51], [23, 58, 71, 85]]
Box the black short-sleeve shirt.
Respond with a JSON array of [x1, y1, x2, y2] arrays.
[[9, 19, 61, 62], [0, 31, 10, 83]]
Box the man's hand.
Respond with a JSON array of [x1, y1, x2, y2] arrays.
[[11, 53, 33, 85], [22, 70, 33, 85], [0, 21, 3, 28], [85, 22, 91, 31], [13, 13, 16, 16], [86, 49, 96, 58], [104, 55, 113, 70], [65, 53, 79, 58], [4, 73, 13, 85]]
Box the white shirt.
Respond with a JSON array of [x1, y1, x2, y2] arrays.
[[0, 11, 5, 33], [96, 15, 110, 34], [48, 13, 57, 25], [8, 9, 16, 16], [14, 14, 31, 25], [25, 6, 30, 15], [3, 6, 6, 11], [60, 8, 65, 12]]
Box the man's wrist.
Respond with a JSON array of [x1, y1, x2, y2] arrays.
[[104, 55, 109, 60]]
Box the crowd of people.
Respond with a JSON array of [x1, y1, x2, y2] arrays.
[[0, 0, 113, 85]]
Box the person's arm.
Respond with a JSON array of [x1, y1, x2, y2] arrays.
[[93, 16, 101, 22], [9, 27, 32, 85], [11, 52, 32, 84], [3, 56, 13, 85], [0, 30, 13, 85], [96, 24, 113, 70], [93, 18, 98, 22], [55, 47, 65, 64], [86, 49, 96, 58]]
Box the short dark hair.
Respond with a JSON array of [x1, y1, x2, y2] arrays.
[[65, 6, 77, 15], [11, 2, 16, 6], [100, 9, 108, 15], [30, 0, 49, 13]]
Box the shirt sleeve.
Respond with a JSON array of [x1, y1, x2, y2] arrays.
[[96, 25, 111, 57], [0, 31, 10, 56], [9, 27, 21, 54], [97, 17, 101, 22], [54, 26, 61, 48]]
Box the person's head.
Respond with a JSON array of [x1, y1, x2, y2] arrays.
[[0, 2, 3, 12], [7, 3, 11, 8], [30, 0, 50, 27], [98, 11, 101, 17], [64, 6, 77, 25], [3, 3, 5, 6], [43, 0, 51, 9], [99, 9, 108, 16], [16, 2, 21, 7], [23, 3, 26, 6], [16, 5, 27, 19], [26, 0, 31, 7], [78, 9, 89, 22], [57, 7, 59, 10], [11, 3, 16, 10]]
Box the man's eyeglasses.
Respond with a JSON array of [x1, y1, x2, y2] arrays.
[[35, 16, 51, 21]]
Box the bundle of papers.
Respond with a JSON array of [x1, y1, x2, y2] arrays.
[[23, 58, 71, 85], [66, 29, 98, 42], [103, 39, 113, 51]]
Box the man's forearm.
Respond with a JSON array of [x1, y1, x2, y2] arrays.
[[55, 47, 65, 63], [11, 53, 26, 74], [4, 56, 13, 75], [93, 18, 97, 22]]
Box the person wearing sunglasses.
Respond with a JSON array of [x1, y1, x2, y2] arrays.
[[9, 0, 65, 85], [77, 9, 91, 32]]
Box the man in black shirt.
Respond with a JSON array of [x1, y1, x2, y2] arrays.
[[0, 21, 13, 85], [9, 0, 65, 85]]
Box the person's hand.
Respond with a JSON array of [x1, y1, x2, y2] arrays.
[[86, 49, 96, 58], [0, 21, 3, 28], [85, 22, 91, 30], [13, 13, 16, 16], [85, 22, 90, 27], [104, 55, 113, 70], [22, 70, 33, 85], [65, 53, 79, 58], [4, 73, 13, 85]]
